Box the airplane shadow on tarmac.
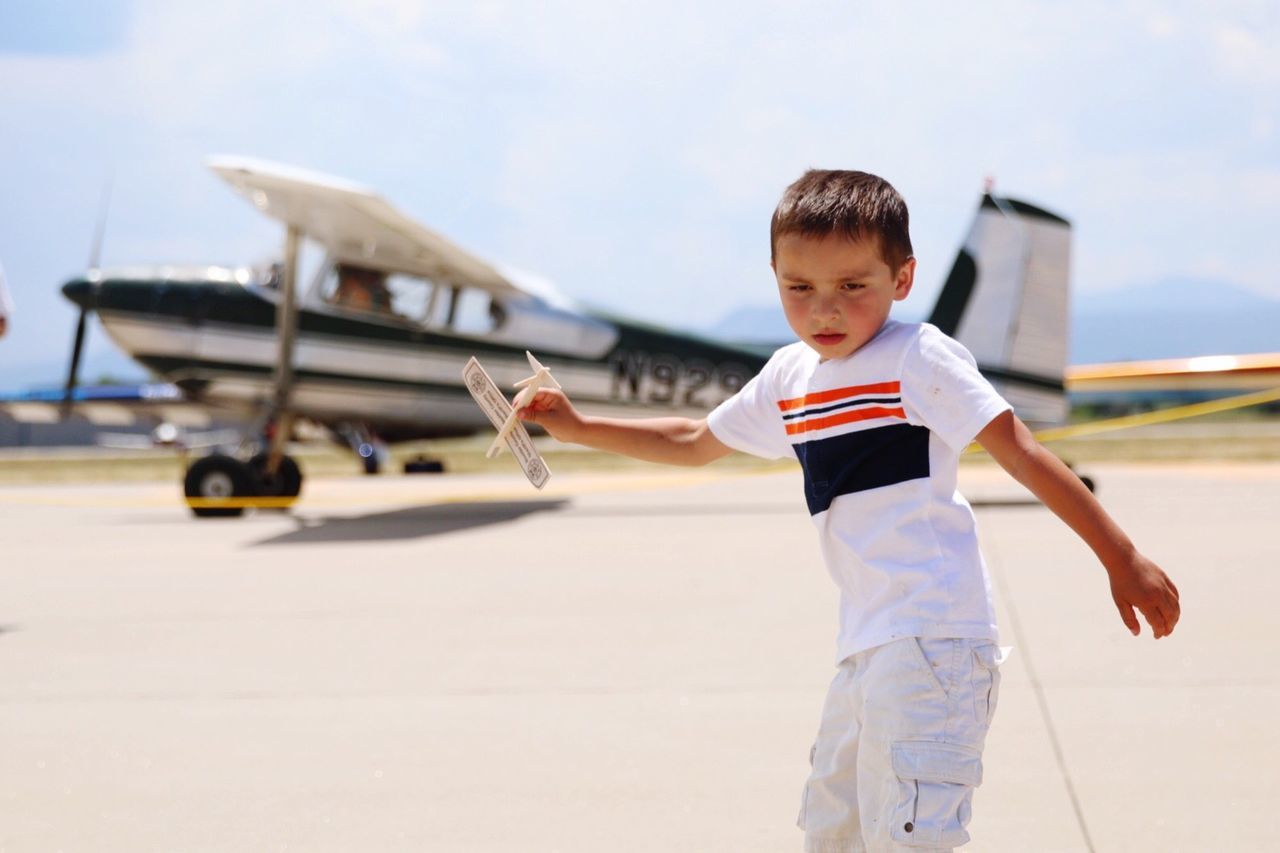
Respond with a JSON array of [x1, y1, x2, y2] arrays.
[[253, 499, 569, 546]]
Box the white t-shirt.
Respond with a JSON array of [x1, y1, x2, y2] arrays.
[[707, 320, 1012, 662]]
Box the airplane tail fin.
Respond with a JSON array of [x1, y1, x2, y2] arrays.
[[927, 194, 1073, 428]]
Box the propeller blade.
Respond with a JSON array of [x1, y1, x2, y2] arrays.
[[61, 306, 88, 418], [89, 171, 114, 272]]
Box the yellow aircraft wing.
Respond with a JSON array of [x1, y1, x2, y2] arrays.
[[961, 351, 1280, 451], [1066, 352, 1280, 394]]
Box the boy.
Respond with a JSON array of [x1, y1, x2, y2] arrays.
[[517, 170, 1180, 851]]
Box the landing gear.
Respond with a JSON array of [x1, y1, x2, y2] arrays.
[[404, 455, 445, 474], [184, 452, 303, 518], [1065, 461, 1096, 494], [248, 452, 304, 499], [184, 454, 257, 518], [335, 423, 390, 475], [358, 442, 381, 475]]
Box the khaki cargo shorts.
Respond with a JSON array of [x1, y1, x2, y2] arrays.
[[798, 637, 1008, 852]]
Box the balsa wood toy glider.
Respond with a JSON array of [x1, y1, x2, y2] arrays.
[[463, 351, 558, 489]]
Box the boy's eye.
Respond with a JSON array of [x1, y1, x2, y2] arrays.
[[787, 284, 812, 293], [842, 282, 866, 291]]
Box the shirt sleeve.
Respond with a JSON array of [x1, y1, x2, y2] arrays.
[[706, 355, 792, 460], [899, 326, 1012, 452]]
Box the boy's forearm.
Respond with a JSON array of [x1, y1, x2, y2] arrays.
[[978, 411, 1179, 638], [1003, 440, 1136, 572], [978, 412, 1136, 572], [567, 415, 726, 467]]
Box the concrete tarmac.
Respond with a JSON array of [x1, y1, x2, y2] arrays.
[[0, 461, 1272, 852]]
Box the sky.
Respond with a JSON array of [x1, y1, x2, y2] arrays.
[[0, 0, 1277, 386]]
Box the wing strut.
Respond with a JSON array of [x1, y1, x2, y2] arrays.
[[265, 224, 302, 476]]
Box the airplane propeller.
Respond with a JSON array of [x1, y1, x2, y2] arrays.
[[61, 303, 90, 417], [61, 174, 113, 418]]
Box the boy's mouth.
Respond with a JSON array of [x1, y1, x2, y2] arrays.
[[813, 332, 847, 346]]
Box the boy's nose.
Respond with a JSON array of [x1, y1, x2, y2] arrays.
[[813, 297, 840, 320]]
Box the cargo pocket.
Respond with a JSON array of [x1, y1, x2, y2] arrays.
[[888, 741, 982, 848]]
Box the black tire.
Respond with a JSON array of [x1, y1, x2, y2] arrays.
[[404, 456, 445, 474], [248, 453, 304, 498], [184, 454, 258, 518]]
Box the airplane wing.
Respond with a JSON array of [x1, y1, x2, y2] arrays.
[[1067, 352, 1280, 395], [207, 156, 526, 297]]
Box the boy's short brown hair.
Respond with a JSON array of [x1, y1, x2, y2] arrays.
[[770, 170, 914, 271]]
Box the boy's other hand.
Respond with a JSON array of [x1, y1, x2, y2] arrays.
[[517, 388, 583, 444], [1108, 553, 1181, 639]]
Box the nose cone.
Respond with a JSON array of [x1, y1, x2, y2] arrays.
[[61, 276, 100, 311]]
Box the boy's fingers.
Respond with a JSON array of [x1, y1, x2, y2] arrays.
[[1116, 600, 1141, 636], [1142, 602, 1171, 638], [1155, 586, 1181, 635], [1142, 600, 1163, 634]]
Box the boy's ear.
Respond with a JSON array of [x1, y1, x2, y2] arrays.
[[893, 257, 916, 301]]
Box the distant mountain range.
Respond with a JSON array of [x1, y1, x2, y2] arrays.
[[704, 277, 1280, 364]]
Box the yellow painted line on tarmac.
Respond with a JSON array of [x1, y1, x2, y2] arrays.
[[185, 496, 301, 510], [964, 386, 1280, 454]]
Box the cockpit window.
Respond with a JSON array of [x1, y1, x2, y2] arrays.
[[451, 287, 504, 335], [319, 263, 398, 317], [319, 262, 505, 334]]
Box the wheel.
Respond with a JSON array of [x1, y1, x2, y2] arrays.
[[1065, 461, 1097, 495], [184, 454, 258, 518], [358, 442, 381, 475], [248, 453, 304, 498], [404, 456, 445, 474]]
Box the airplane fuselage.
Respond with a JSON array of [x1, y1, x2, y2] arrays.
[[62, 272, 767, 442]]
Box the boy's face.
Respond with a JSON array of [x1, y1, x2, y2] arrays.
[[772, 232, 915, 362]]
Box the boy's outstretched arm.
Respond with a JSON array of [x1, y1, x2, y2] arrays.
[[975, 410, 1181, 639], [517, 388, 734, 467]]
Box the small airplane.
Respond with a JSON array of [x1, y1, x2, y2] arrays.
[[44, 156, 1264, 517], [55, 157, 772, 515]]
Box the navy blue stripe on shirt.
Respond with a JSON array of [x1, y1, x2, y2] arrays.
[[791, 422, 931, 515], [780, 396, 903, 421]]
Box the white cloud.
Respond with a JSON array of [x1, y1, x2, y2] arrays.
[[1213, 24, 1280, 85]]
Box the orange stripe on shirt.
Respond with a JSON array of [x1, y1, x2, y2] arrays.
[[777, 381, 901, 412], [784, 406, 907, 435]]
